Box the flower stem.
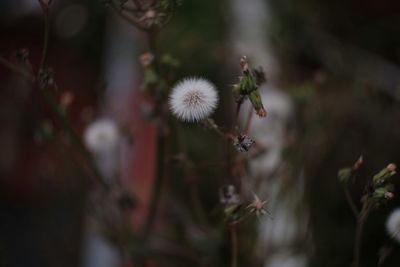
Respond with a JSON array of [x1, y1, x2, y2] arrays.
[[230, 225, 238, 267], [353, 203, 370, 267], [142, 133, 166, 238], [141, 29, 167, 239], [244, 105, 253, 134], [343, 186, 359, 219]]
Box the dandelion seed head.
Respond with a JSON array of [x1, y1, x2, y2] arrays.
[[84, 118, 120, 154], [386, 208, 400, 243], [169, 77, 218, 122]]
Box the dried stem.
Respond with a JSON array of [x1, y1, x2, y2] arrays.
[[0, 56, 35, 81], [37, 0, 110, 190], [110, 2, 147, 31]]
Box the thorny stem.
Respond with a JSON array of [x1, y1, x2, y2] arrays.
[[230, 225, 238, 267]]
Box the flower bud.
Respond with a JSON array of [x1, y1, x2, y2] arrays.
[[384, 192, 394, 200], [338, 167, 353, 185], [353, 156, 363, 170], [249, 91, 266, 117], [387, 163, 397, 175]]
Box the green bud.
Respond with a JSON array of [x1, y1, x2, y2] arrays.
[[142, 68, 158, 92], [338, 167, 353, 185], [373, 165, 396, 186], [160, 54, 180, 69], [372, 184, 394, 201], [249, 91, 266, 117], [224, 203, 242, 221]]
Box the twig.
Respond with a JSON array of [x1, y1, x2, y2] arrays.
[[0, 56, 35, 81], [36, 0, 110, 190], [110, 2, 147, 31]]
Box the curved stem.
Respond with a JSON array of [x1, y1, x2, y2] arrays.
[[343, 186, 359, 219]]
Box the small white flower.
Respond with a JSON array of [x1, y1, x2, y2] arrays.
[[386, 208, 400, 242], [169, 77, 218, 122], [84, 118, 120, 154]]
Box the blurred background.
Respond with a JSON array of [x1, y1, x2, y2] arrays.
[[1, 0, 400, 267]]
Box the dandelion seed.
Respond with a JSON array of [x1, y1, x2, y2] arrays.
[[386, 208, 400, 243], [169, 77, 218, 122], [246, 193, 270, 218], [84, 118, 120, 154]]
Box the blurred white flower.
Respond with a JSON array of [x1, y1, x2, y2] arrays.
[[386, 208, 400, 242], [84, 119, 120, 154], [169, 77, 218, 122]]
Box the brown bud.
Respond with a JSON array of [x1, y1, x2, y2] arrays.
[[60, 91, 74, 108], [256, 107, 267, 117], [353, 156, 363, 170], [239, 56, 249, 73], [139, 52, 154, 67]]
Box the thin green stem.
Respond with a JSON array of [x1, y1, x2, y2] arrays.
[[230, 225, 238, 267], [353, 202, 370, 267], [41, 89, 109, 190], [243, 105, 253, 134], [142, 133, 166, 238], [38, 1, 50, 70], [140, 28, 168, 240], [204, 118, 226, 138], [343, 186, 359, 219], [189, 179, 209, 226], [233, 102, 242, 132]]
